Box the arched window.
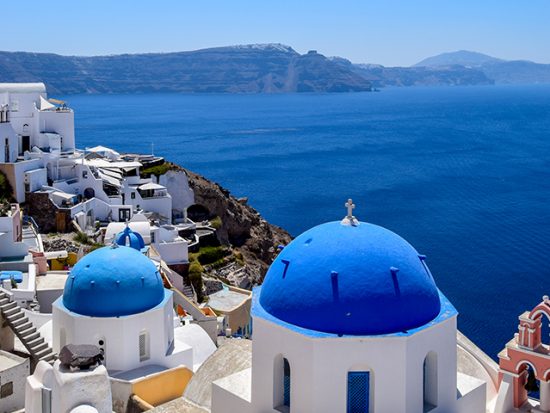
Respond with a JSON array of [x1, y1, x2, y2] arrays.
[[273, 355, 291, 412], [518, 362, 540, 401], [347, 370, 370, 413], [423, 352, 438, 412], [83, 187, 95, 199], [283, 358, 291, 408]]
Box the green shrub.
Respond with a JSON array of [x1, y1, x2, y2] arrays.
[[189, 261, 203, 275], [234, 251, 245, 266], [140, 162, 179, 178], [209, 259, 227, 269], [73, 231, 91, 244], [210, 216, 222, 230], [188, 261, 204, 302], [197, 246, 227, 265]]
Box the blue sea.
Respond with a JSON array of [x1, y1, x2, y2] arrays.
[[64, 85, 550, 360]]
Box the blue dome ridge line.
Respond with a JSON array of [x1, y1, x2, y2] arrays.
[[259, 221, 441, 336], [62, 245, 165, 317]]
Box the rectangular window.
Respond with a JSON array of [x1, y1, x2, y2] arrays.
[[150, 231, 155, 243], [139, 331, 149, 362], [119, 208, 131, 222], [131, 192, 136, 199], [347, 371, 369, 413], [0, 381, 13, 398]]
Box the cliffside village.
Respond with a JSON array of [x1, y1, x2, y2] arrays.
[[0, 83, 254, 411], [1, 83, 550, 413]]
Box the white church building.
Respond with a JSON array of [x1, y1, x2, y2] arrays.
[[209, 202, 487, 413], [26, 243, 216, 412]]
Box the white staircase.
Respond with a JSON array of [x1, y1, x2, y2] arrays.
[[0, 290, 55, 366], [182, 284, 195, 300]]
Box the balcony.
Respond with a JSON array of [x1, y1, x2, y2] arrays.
[[138, 183, 168, 199]]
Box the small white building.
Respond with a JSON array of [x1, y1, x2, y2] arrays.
[[0, 203, 26, 260], [0, 83, 75, 156], [210, 206, 487, 413], [0, 350, 29, 413], [0, 203, 39, 307], [51, 244, 199, 372], [0, 83, 73, 203]]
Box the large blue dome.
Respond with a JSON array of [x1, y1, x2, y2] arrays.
[[259, 221, 441, 335], [63, 245, 165, 317]]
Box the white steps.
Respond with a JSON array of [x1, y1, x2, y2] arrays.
[[0, 290, 56, 366]]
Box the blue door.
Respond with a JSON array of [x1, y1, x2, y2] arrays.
[[283, 358, 291, 407], [347, 371, 370, 413]]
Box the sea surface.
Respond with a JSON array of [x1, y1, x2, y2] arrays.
[[64, 85, 550, 360]]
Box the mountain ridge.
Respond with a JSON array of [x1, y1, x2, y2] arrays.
[[1, 45, 549, 94], [0, 45, 371, 94], [414, 50, 503, 67]]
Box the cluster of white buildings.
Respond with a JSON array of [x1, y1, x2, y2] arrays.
[[0, 83, 194, 267], [0, 208, 219, 413]]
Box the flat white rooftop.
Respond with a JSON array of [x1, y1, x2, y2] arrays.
[[36, 271, 69, 291], [0, 83, 46, 93], [0, 350, 26, 370], [207, 289, 250, 312]]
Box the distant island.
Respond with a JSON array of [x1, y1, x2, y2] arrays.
[[1, 45, 549, 94]]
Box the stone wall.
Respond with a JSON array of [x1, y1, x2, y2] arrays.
[[25, 192, 72, 233]]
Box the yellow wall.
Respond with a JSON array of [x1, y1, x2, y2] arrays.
[[50, 252, 78, 270], [132, 366, 193, 407]]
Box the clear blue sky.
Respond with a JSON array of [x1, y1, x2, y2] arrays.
[[4, 0, 549, 66]]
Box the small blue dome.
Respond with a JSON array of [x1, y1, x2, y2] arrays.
[[63, 245, 165, 317], [260, 221, 441, 335], [115, 226, 145, 251]]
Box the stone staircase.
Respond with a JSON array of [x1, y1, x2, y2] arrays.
[[182, 284, 195, 300], [0, 290, 55, 366]]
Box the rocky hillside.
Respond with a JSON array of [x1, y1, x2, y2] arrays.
[[337, 60, 494, 88], [0, 44, 372, 94], [183, 168, 291, 285]]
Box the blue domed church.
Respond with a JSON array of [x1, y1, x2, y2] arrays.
[[209, 201, 488, 413], [52, 244, 193, 372]]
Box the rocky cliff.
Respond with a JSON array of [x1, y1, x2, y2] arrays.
[[184, 167, 291, 286]]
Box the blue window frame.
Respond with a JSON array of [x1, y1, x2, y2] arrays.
[[283, 358, 291, 407], [347, 371, 370, 413]]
